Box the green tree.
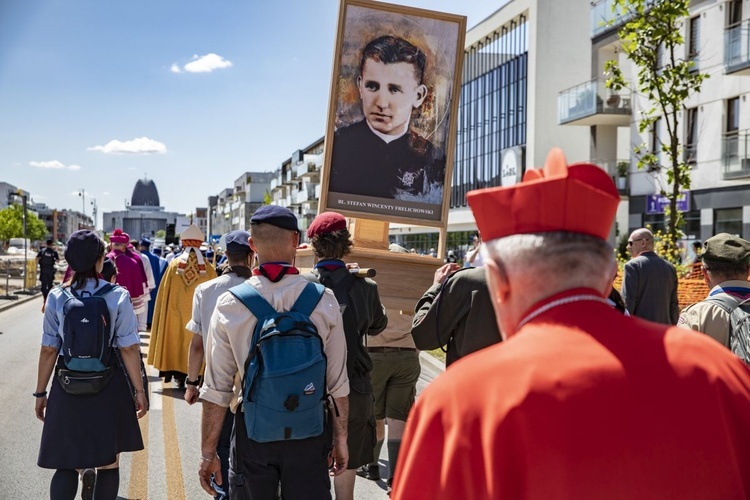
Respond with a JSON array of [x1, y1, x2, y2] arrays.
[[155, 229, 166, 238], [605, 0, 708, 264], [0, 203, 48, 245]]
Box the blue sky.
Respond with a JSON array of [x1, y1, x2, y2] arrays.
[[0, 0, 505, 227]]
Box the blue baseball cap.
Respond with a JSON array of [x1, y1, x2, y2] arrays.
[[250, 205, 299, 233], [225, 230, 251, 253]]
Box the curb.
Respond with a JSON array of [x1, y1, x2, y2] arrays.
[[419, 350, 445, 373], [0, 292, 41, 313]]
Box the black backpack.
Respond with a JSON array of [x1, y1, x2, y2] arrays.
[[59, 283, 116, 372], [705, 294, 750, 365], [312, 270, 373, 392]]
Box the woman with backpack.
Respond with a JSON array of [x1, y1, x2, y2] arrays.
[[34, 230, 148, 500]]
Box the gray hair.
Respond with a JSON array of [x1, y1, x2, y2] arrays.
[[484, 232, 615, 290]]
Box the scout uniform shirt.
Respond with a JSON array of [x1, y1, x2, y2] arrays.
[[678, 279, 750, 346]]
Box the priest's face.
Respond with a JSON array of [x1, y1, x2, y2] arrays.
[[357, 59, 428, 136]]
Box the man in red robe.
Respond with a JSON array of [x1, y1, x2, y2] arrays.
[[392, 149, 750, 499]]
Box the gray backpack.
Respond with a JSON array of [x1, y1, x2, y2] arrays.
[[705, 294, 750, 365]]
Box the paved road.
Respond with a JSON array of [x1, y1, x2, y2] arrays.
[[0, 296, 443, 499]]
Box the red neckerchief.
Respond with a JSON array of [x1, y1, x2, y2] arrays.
[[315, 259, 346, 272], [252, 262, 300, 283]]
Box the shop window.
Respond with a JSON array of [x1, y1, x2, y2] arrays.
[[714, 208, 743, 236]]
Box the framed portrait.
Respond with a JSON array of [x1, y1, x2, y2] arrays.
[[320, 0, 466, 227]]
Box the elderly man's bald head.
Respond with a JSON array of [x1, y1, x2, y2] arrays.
[[628, 228, 654, 257]]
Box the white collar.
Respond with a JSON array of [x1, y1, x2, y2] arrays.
[[516, 294, 610, 330], [366, 120, 409, 144]]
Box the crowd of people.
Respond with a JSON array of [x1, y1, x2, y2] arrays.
[[31, 148, 750, 500]]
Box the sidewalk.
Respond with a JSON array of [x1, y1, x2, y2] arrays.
[[0, 290, 40, 313]]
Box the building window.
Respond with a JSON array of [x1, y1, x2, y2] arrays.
[[685, 108, 698, 165], [656, 43, 664, 70], [688, 15, 700, 62], [650, 117, 662, 170], [714, 208, 743, 236], [727, 97, 740, 134], [724, 97, 741, 168], [727, 0, 742, 27], [682, 210, 701, 240]]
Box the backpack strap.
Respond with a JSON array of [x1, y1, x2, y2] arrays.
[[705, 294, 748, 349], [291, 282, 326, 317], [59, 285, 75, 300], [705, 293, 742, 314], [94, 283, 115, 297], [229, 282, 277, 322]]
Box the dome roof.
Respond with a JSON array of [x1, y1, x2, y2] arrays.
[[131, 178, 160, 207]]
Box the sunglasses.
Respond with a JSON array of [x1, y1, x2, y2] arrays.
[[627, 238, 645, 246]]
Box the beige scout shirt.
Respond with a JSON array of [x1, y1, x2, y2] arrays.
[[200, 274, 349, 411], [678, 280, 750, 347], [368, 309, 417, 349]]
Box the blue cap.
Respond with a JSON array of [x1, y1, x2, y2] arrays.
[[153, 247, 162, 256], [225, 230, 251, 253], [250, 205, 299, 233], [139, 237, 151, 247]]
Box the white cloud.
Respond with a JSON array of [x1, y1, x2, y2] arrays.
[[87, 137, 167, 155], [29, 160, 80, 171], [172, 53, 232, 74]]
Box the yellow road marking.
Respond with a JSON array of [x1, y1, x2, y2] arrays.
[[163, 388, 186, 500], [128, 413, 149, 500]]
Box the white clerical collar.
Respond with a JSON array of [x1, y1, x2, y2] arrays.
[[366, 120, 409, 144]]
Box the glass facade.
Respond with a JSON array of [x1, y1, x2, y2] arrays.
[[451, 16, 528, 208], [714, 208, 743, 236]]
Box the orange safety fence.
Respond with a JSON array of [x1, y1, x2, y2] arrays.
[[613, 275, 709, 312]]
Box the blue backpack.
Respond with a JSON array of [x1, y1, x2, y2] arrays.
[[229, 281, 328, 442], [59, 284, 115, 372]]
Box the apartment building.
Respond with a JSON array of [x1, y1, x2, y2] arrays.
[[268, 138, 324, 236], [565, 0, 750, 240], [207, 172, 275, 239]]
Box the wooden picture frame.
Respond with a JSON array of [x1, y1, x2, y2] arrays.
[[320, 0, 466, 228]]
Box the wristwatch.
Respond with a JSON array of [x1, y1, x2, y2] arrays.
[[33, 391, 48, 398], [185, 378, 200, 386]]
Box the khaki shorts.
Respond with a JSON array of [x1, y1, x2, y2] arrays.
[[369, 350, 420, 421]]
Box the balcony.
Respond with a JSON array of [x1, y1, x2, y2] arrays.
[[270, 178, 279, 191], [722, 131, 750, 180], [558, 78, 631, 126], [294, 161, 317, 179], [295, 187, 314, 205], [591, 0, 629, 38], [725, 20, 750, 75], [315, 184, 321, 199]]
